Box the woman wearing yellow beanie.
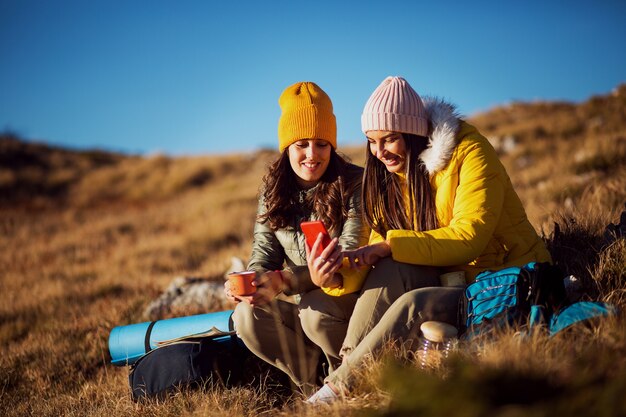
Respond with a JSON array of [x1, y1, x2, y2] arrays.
[[224, 82, 369, 394]]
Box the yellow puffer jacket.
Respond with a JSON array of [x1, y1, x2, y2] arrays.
[[369, 98, 552, 282]]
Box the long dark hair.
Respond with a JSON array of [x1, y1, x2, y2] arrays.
[[362, 133, 438, 237], [258, 148, 361, 235]]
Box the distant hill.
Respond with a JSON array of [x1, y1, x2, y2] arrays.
[[0, 133, 277, 208], [470, 83, 626, 144], [468, 84, 626, 228], [0, 134, 126, 205], [1, 83, 625, 222]]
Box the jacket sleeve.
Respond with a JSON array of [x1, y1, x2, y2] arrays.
[[386, 140, 505, 266], [321, 186, 371, 296]]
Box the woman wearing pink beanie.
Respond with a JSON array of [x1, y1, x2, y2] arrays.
[[306, 76, 551, 404]]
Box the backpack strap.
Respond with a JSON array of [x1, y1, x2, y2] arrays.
[[144, 321, 157, 354]]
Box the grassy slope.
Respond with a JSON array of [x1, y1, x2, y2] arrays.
[[0, 85, 625, 416]]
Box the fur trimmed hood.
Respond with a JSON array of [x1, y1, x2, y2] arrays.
[[419, 98, 462, 174]]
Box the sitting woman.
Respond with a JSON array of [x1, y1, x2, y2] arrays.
[[225, 81, 369, 394], [307, 76, 552, 403]]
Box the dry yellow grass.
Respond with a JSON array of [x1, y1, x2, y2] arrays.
[[1, 85, 625, 416]]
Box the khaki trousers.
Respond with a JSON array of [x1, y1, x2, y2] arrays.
[[340, 257, 440, 357], [326, 286, 464, 390], [233, 258, 441, 393], [232, 289, 357, 393]]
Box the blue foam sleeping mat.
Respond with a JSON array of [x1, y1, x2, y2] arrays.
[[108, 310, 235, 366]]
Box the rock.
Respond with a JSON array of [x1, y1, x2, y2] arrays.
[[487, 134, 517, 155], [142, 256, 246, 321], [228, 256, 246, 273], [501, 134, 517, 154]]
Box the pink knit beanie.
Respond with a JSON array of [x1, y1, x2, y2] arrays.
[[361, 76, 429, 137]]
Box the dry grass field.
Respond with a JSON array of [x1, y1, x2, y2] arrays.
[[1, 85, 625, 416]]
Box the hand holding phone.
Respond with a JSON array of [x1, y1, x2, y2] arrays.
[[300, 220, 332, 252], [301, 220, 343, 288]]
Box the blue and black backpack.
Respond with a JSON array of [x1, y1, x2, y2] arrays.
[[460, 262, 617, 338], [109, 310, 292, 401]]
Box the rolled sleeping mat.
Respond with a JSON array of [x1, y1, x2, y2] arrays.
[[109, 310, 235, 366]]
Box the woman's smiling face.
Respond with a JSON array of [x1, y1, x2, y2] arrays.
[[366, 131, 407, 173], [288, 139, 332, 188]]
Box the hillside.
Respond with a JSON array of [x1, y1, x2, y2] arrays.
[[0, 85, 625, 417], [470, 83, 626, 230], [3, 84, 624, 225]]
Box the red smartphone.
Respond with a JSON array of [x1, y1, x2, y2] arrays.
[[300, 220, 332, 252]]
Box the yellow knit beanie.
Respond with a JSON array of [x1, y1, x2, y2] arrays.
[[278, 82, 337, 152]]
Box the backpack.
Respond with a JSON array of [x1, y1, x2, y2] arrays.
[[129, 334, 245, 401], [109, 310, 291, 401], [460, 262, 616, 338]]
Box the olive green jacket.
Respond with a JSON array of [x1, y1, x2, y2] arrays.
[[247, 163, 369, 296]]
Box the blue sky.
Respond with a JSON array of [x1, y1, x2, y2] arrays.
[[1, 0, 625, 155]]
